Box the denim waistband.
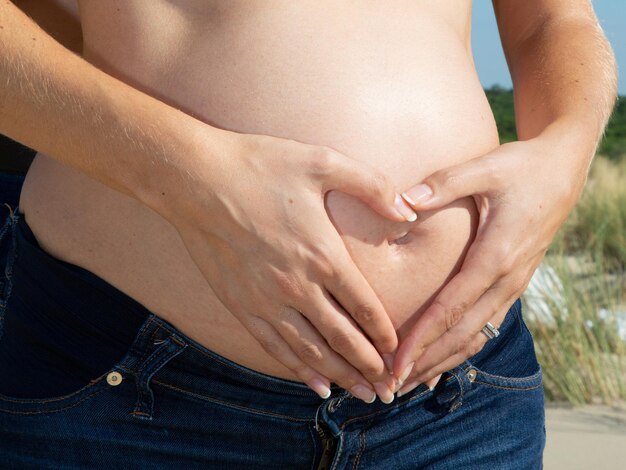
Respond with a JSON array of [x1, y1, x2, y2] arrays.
[[0, 204, 524, 421]]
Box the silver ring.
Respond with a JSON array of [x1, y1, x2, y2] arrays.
[[481, 322, 500, 340]]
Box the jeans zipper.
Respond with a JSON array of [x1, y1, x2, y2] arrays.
[[315, 422, 337, 470]]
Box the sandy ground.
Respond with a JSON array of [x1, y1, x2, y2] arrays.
[[544, 401, 626, 469]]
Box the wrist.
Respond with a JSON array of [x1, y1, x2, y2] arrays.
[[133, 107, 236, 223], [532, 117, 597, 169], [524, 118, 596, 201]]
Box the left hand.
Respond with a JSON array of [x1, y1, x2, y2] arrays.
[[392, 137, 587, 395]]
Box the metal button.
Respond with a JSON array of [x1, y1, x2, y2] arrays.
[[106, 371, 123, 386], [467, 369, 477, 382]]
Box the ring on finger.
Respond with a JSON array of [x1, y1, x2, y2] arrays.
[[481, 321, 500, 339]]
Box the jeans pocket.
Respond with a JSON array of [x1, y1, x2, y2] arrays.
[[464, 300, 543, 391], [0, 371, 112, 415], [467, 362, 543, 391]]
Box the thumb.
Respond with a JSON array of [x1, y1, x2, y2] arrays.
[[401, 154, 497, 211], [321, 151, 418, 223]]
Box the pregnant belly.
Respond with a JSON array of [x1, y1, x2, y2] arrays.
[[19, 5, 499, 381]]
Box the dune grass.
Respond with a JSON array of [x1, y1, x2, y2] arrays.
[[552, 157, 626, 270], [523, 156, 626, 405]]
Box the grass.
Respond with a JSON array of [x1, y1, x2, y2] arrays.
[[552, 157, 626, 269], [523, 156, 626, 405]]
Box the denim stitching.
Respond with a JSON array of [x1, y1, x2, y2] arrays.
[[477, 369, 542, 381], [135, 324, 164, 369], [0, 388, 108, 416], [0, 375, 107, 404], [150, 317, 325, 396], [336, 367, 469, 430], [338, 388, 431, 430], [151, 379, 310, 422], [117, 318, 161, 374], [133, 337, 187, 418], [184, 338, 314, 395], [136, 334, 179, 376], [472, 380, 543, 392], [445, 368, 465, 413], [468, 364, 543, 390], [329, 433, 344, 470], [352, 425, 368, 470], [126, 316, 157, 368]]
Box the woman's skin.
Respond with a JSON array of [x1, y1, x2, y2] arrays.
[[1, 0, 617, 403]]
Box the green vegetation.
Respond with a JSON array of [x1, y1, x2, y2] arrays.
[[551, 158, 626, 270], [525, 157, 626, 405], [484, 85, 518, 143], [524, 254, 626, 405], [485, 85, 626, 405], [485, 85, 626, 159]]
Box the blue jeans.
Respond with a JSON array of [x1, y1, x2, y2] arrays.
[[0, 192, 546, 469]]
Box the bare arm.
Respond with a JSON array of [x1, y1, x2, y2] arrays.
[[394, 0, 617, 393], [1, 1, 418, 402], [0, 0, 199, 207], [497, 0, 617, 176]]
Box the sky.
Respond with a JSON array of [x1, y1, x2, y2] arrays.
[[472, 1, 626, 95]]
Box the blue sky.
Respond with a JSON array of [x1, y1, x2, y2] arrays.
[[472, 1, 625, 94]]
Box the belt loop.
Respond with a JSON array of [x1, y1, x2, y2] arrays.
[[434, 364, 472, 413], [131, 332, 187, 420]]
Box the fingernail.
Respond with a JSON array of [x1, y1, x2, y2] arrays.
[[351, 384, 377, 404], [373, 382, 395, 404], [394, 194, 418, 222], [382, 353, 395, 374], [308, 378, 331, 399], [396, 380, 420, 398], [402, 184, 433, 206], [397, 362, 415, 386], [426, 374, 443, 391]]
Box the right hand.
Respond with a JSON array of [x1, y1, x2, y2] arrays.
[[161, 130, 417, 403]]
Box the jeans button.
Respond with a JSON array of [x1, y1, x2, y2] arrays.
[[106, 371, 123, 386], [467, 369, 477, 382]]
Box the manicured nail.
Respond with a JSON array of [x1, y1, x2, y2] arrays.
[[394, 194, 418, 222], [374, 382, 395, 404], [308, 378, 331, 399], [426, 374, 443, 391], [402, 184, 433, 206], [382, 353, 395, 374], [396, 380, 420, 398], [351, 384, 377, 403], [397, 362, 415, 387]]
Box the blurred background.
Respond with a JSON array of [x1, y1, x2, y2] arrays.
[[474, 2, 626, 468], [473, 0, 626, 407]]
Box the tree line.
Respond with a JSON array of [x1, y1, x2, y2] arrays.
[[485, 85, 626, 159]]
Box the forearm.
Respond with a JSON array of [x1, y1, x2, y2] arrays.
[[495, 2, 618, 163], [0, 1, 223, 213]]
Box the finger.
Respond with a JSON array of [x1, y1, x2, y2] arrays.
[[319, 149, 417, 222], [316, 288, 397, 402], [425, 374, 443, 391], [323, 253, 398, 361], [393, 249, 498, 380], [271, 304, 380, 404], [242, 316, 333, 399], [407, 286, 511, 384], [399, 298, 515, 394], [292, 284, 396, 400], [401, 153, 503, 211], [398, 253, 540, 393]]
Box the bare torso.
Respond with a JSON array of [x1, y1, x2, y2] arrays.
[[18, 0, 499, 381]]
